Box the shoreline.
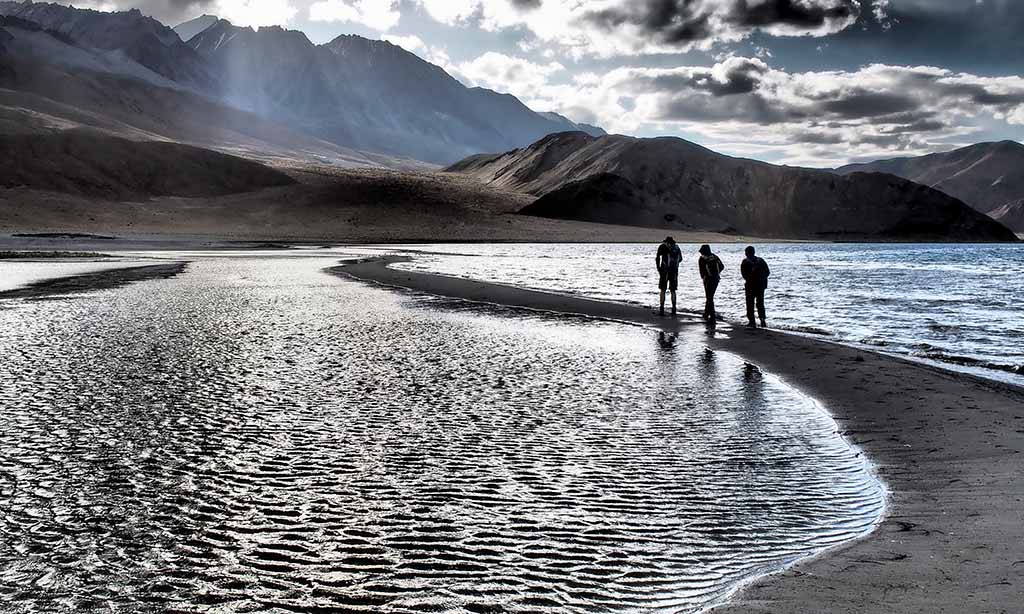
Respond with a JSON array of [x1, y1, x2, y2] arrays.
[[0, 262, 189, 300], [335, 255, 1024, 613]]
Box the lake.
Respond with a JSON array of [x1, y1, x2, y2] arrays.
[[0, 255, 883, 613], [388, 243, 1024, 387]]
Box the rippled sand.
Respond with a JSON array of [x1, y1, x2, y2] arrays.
[[0, 258, 883, 612]]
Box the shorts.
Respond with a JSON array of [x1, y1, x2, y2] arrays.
[[659, 268, 679, 292]]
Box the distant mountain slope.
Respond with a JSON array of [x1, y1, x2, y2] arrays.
[[0, 131, 295, 199], [173, 14, 217, 42], [447, 132, 1017, 241], [0, 3, 602, 165], [185, 19, 597, 163], [0, 1, 215, 90], [836, 141, 1024, 216], [0, 18, 407, 167]]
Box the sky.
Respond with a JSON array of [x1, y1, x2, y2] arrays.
[[74, 0, 1024, 167]]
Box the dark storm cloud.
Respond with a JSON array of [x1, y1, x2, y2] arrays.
[[818, 91, 919, 118], [641, 57, 768, 96], [732, 0, 859, 28], [583, 0, 860, 46]]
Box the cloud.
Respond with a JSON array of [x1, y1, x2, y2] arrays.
[[453, 51, 565, 103], [585, 0, 860, 44], [381, 33, 427, 53], [100, 0, 295, 26], [308, 0, 400, 30], [414, 0, 863, 57], [487, 54, 1024, 165], [381, 32, 452, 67], [211, 0, 297, 27]]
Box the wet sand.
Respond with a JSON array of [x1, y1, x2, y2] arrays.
[[0, 262, 189, 300], [337, 255, 1024, 613]]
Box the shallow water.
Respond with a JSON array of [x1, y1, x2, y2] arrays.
[[387, 243, 1024, 386], [0, 258, 883, 612]]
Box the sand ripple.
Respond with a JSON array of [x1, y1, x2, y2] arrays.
[[0, 258, 884, 612]]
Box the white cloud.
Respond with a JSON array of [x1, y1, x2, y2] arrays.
[[381, 33, 452, 68], [381, 33, 427, 53], [454, 52, 565, 101], [211, 0, 298, 27], [308, 0, 400, 31], [475, 54, 1024, 165], [415, 0, 480, 25]]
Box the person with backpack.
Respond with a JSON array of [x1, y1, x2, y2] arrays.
[[740, 245, 771, 328], [697, 244, 725, 321], [655, 236, 682, 316]]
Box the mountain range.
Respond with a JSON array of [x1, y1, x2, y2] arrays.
[[837, 141, 1024, 232], [0, 1, 601, 165], [0, 1, 1019, 241], [447, 132, 1016, 241]]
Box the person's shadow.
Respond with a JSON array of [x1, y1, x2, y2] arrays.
[[657, 331, 678, 349]]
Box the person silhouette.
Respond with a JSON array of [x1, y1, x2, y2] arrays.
[[655, 236, 682, 317], [740, 246, 771, 328], [697, 244, 724, 321]]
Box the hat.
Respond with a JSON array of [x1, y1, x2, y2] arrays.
[[664, 236, 675, 244]]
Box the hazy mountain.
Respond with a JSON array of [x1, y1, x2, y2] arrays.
[[0, 3, 600, 165], [447, 132, 1017, 241], [184, 19, 600, 163], [836, 141, 1024, 221], [173, 14, 217, 42], [538, 112, 606, 137], [0, 17, 398, 167], [0, 1, 216, 90]]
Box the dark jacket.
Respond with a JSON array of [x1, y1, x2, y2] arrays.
[[741, 256, 771, 288], [656, 242, 682, 272], [698, 254, 724, 280]]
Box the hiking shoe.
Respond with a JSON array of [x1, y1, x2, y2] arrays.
[[760, 319, 767, 328], [746, 320, 757, 328]]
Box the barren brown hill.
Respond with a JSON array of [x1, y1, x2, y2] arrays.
[[447, 132, 1018, 242], [1, 165, 737, 243], [837, 141, 1024, 216], [0, 132, 295, 199]]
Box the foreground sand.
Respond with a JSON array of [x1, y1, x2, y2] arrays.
[[338, 255, 1024, 613], [0, 262, 188, 299]]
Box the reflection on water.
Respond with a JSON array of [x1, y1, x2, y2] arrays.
[[0, 259, 883, 612], [386, 242, 1024, 385]]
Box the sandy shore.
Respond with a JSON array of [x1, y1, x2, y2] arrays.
[[336, 255, 1024, 613], [0, 262, 189, 300]]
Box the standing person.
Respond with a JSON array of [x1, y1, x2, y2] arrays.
[[740, 246, 771, 328], [655, 236, 682, 317], [697, 244, 725, 321]]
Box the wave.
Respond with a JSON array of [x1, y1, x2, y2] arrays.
[[779, 324, 834, 336], [912, 350, 1024, 375]]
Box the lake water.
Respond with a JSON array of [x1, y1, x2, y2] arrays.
[[0, 257, 884, 613], [388, 243, 1024, 387]]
